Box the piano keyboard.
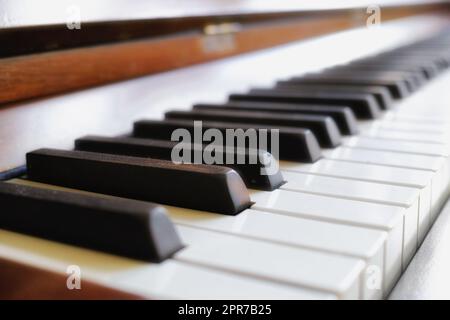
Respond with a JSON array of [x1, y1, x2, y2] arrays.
[[1, 15, 450, 300]]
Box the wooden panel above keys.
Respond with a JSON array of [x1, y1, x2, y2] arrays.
[[1, 1, 449, 104]]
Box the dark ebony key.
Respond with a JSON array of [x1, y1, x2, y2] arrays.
[[193, 102, 359, 135], [230, 89, 381, 120], [287, 75, 410, 99], [317, 70, 422, 92], [274, 82, 393, 110], [75, 135, 285, 191], [26, 149, 251, 215], [133, 119, 322, 163], [348, 62, 439, 79], [165, 109, 341, 148], [0, 181, 183, 262]]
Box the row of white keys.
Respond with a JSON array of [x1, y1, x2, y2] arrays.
[[249, 188, 403, 293], [384, 112, 450, 124], [279, 159, 431, 246], [340, 137, 449, 217], [168, 206, 386, 299], [0, 229, 334, 299], [342, 136, 449, 158], [321, 146, 449, 216], [174, 225, 365, 300], [361, 128, 448, 144], [358, 119, 450, 135], [280, 170, 428, 244], [340, 81, 450, 216]]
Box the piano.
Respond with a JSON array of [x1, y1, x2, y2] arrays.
[[1, 0, 450, 300]]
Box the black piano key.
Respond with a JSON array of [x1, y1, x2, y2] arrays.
[[165, 109, 341, 148], [0, 181, 183, 262], [133, 119, 322, 163], [287, 75, 410, 99], [26, 149, 251, 215], [230, 89, 381, 120], [348, 62, 439, 79], [75, 135, 285, 191], [318, 69, 422, 92], [193, 102, 359, 135], [273, 82, 393, 110], [356, 52, 446, 74]]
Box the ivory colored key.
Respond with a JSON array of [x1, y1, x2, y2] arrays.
[[342, 136, 450, 157], [341, 136, 449, 220], [169, 207, 386, 299], [175, 225, 366, 299], [321, 147, 449, 219], [322, 146, 446, 171], [0, 230, 333, 299], [281, 170, 418, 206], [249, 189, 404, 292], [359, 119, 450, 134], [280, 159, 433, 246], [361, 128, 449, 144], [279, 171, 429, 243]]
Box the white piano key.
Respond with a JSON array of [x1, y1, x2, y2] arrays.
[[281, 170, 419, 207], [0, 229, 334, 300], [175, 225, 366, 299], [383, 112, 450, 125], [280, 170, 431, 243], [249, 189, 405, 292], [361, 128, 448, 144], [359, 120, 450, 134], [114, 260, 337, 299], [281, 159, 433, 188], [342, 136, 450, 157], [320, 147, 449, 225], [322, 146, 446, 171], [280, 159, 432, 237], [168, 207, 386, 299], [337, 138, 449, 223]]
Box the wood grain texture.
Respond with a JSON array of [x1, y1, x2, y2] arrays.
[[0, 257, 144, 299], [0, 17, 352, 105], [0, 4, 448, 105]]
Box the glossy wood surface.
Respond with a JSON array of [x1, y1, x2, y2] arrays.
[[0, 257, 143, 299], [1, 0, 447, 28], [0, 2, 448, 105]]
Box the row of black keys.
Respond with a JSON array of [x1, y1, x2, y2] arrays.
[[1, 30, 450, 262]]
